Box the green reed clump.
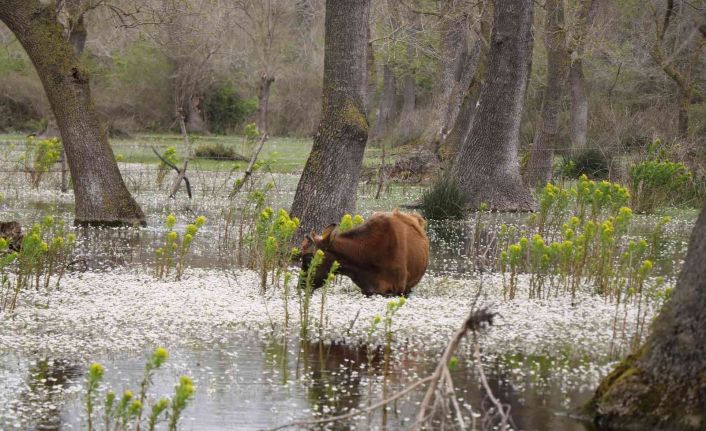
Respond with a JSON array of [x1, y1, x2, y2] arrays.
[[168, 376, 196, 431], [83, 347, 194, 431], [420, 177, 468, 220], [254, 207, 299, 293], [0, 216, 76, 313], [366, 314, 383, 369], [383, 297, 406, 360], [629, 159, 699, 213], [22, 136, 61, 188], [498, 177, 666, 305], [154, 214, 206, 280], [220, 182, 272, 267], [297, 249, 339, 340], [86, 363, 104, 431], [156, 146, 179, 187]]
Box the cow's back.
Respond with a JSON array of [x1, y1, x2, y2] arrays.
[[391, 211, 429, 293]]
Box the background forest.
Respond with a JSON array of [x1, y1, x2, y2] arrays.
[[0, 0, 704, 184]]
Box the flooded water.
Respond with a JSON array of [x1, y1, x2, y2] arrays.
[[0, 165, 697, 430], [4, 333, 599, 430]]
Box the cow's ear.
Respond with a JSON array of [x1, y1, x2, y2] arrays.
[[314, 223, 336, 248], [321, 223, 337, 241]]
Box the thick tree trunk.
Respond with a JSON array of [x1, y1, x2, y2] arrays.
[[291, 0, 370, 240], [256, 73, 275, 134], [449, 0, 535, 211], [0, 0, 145, 226], [371, 64, 397, 139], [591, 203, 706, 430], [525, 0, 568, 187], [569, 59, 588, 151]]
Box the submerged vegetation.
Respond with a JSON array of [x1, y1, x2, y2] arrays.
[[83, 348, 194, 431], [0, 216, 75, 313], [154, 214, 206, 281]]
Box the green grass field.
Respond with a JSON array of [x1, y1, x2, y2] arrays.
[[0, 133, 392, 174]]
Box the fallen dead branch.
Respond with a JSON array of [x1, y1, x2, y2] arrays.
[[229, 132, 268, 198], [268, 308, 508, 431]]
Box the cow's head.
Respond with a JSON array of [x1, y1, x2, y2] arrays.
[[300, 223, 337, 289]]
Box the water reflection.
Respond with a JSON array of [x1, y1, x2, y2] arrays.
[[17, 358, 82, 430], [2, 335, 601, 430]]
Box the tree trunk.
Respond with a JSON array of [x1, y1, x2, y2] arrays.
[[568, 0, 596, 152], [372, 64, 396, 139], [449, 0, 535, 211], [423, 7, 473, 157], [591, 203, 706, 430], [569, 59, 588, 151], [290, 0, 370, 240], [442, 66, 481, 163], [256, 73, 275, 134], [525, 0, 568, 188], [365, 25, 377, 114], [186, 94, 208, 134], [0, 1, 145, 225], [678, 88, 689, 138], [394, 20, 419, 143], [442, 2, 491, 162]]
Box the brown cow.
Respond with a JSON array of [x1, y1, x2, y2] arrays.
[[300, 210, 429, 296]]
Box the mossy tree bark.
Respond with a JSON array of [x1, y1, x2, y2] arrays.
[[449, 0, 535, 211], [524, 0, 568, 188], [291, 0, 370, 240], [591, 203, 706, 430], [0, 0, 145, 225]]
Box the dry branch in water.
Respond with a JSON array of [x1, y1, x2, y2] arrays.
[[229, 132, 268, 198], [268, 308, 509, 431]]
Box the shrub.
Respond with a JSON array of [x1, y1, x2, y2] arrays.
[[204, 82, 257, 134], [194, 143, 245, 161], [629, 160, 698, 212], [22, 136, 62, 188], [557, 149, 609, 180], [420, 177, 468, 220]]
